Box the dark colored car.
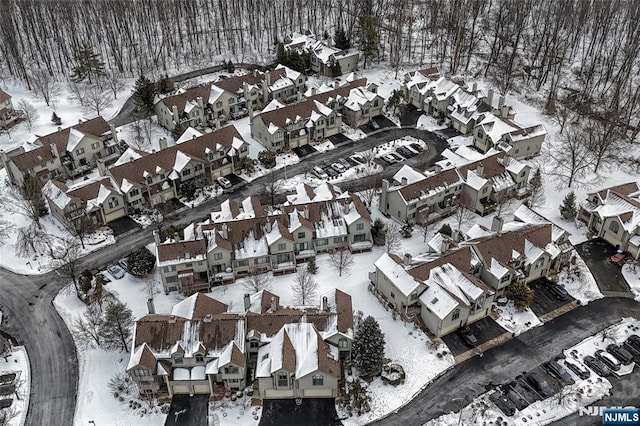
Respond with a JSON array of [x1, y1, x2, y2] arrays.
[[544, 360, 575, 384], [323, 166, 339, 178], [607, 344, 634, 365], [349, 155, 365, 164], [409, 143, 425, 152], [526, 373, 553, 398], [625, 335, 640, 354], [490, 390, 517, 416], [396, 147, 416, 158], [344, 157, 360, 167], [388, 152, 404, 163], [564, 360, 591, 380], [548, 284, 569, 300], [610, 250, 631, 266], [584, 355, 611, 377], [595, 349, 621, 371], [458, 327, 479, 347]]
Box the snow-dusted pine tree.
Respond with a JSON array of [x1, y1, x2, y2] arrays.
[[352, 316, 385, 377], [560, 191, 577, 220]]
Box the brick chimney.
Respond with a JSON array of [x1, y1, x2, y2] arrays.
[[487, 89, 494, 107], [491, 216, 504, 232], [476, 163, 484, 177], [403, 253, 412, 266], [270, 296, 278, 312], [196, 96, 204, 109], [158, 137, 168, 150], [321, 296, 329, 311], [153, 230, 161, 244], [172, 105, 179, 123], [146, 298, 155, 314]]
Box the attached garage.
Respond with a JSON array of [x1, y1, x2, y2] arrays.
[[193, 384, 211, 394], [171, 384, 190, 394]]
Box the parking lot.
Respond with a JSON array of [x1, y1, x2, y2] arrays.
[[575, 238, 630, 293], [442, 317, 509, 356], [528, 278, 577, 317]]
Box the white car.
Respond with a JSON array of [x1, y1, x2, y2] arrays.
[[312, 166, 328, 179], [331, 163, 347, 174], [382, 154, 399, 164], [216, 176, 232, 189], [106, 264, 125, 280]]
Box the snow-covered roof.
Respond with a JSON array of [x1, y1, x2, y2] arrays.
[[262, 99, 286, 113], [113, 148, 144, 166], [173, 150, 192, 173], [465, 170, 489, 190], [512, 204, 567, 242], [465, 224, 493, 240], [374, 253, 422, 297], [42, 180, 72, 209], [343, 203, 362, 226], [265, 221, 283, 246], [476, 113, 520, 143], [176, 127, 204, 144], [487, 258, 509, 279], [66, 128, 86, 152], [256, 323, 322, 379], [235, 231, 269, 259], [393, 165, 427, 185], [419, 281, 458, 320]]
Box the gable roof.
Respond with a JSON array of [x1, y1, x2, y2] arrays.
[[470, 224, 552, 266], [157, 239, 207, 264], [408, 247, 472, 281], [0, 89, 11, 103], [397, 168, 462, 203], [592, 182, 640, 201], [171, 293, 228, 320]]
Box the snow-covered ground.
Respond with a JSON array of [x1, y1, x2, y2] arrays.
[[425, 317, 640, 426], [555, 252, 604, 304], [0, 345, 30, 426], [54, 257, 183, 426], [621, 264, 640, 301], [493, 299, 542, 336], [417, 114, 448, 132]]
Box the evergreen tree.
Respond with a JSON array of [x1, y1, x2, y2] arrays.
[[400, 219, 413, 238], [528, 168, 545, 210], [276, 43, 287, 65], [357, 15, 380, 69], [560, 191, 577, 220], [307, 257, 318, 274], [132, 74, 157, 114], [352, 316, 385, 377], [329, 59, 342, 78], [100, 302, 134, 352], [157, 74, 173, 94], [504, 282, 534, 311], [438, 223, 452, 236], [334, 27, 351, 50], [51, 112, 61, 125], [70, 42, 106, 84], [227, 59, 235, 73]]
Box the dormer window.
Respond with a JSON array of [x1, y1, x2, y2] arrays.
[[195, 354, 204, 363], [146, 176, 153, 184], [174, 354, 183, 364]]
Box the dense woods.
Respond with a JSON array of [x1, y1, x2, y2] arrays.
[[1, 0, 639, 143]]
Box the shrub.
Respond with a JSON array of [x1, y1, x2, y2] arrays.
[[438, 223, 452, 236], [179, 180, 197, 200], [127, 246, 156, 277], [504, 281, 534, 310], [258, 150, 276, 168]]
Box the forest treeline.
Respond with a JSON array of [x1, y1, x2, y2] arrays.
[[1, 0, 639, 140]]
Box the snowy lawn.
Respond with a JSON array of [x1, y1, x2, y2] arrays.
[[493, 299, 542, 336], [0, 169, 116, 275], [115, 118, 175, 152], [417, 114, 448, 132], [621, 263, 640, 301], [555, 252, 604, 305], [0, 345, 30, 426], [208, 397, 261, 426], [53, 260, 184, 426]]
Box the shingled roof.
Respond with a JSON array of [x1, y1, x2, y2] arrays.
[[157, 239, 207, 263], [471, 224, 552, 266], [398, 168, 462, 203]]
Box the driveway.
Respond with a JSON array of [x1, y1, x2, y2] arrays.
[[529, 278, 576, 317], [574, 239, 631, 294], [259, 398, 340, 426], [442, 317, 508, 356], [371, 297, 640, 425], [400, 105, 423, 127], [165, 394, 209, 426]]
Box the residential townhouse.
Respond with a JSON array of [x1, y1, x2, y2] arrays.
[[0, 89, 22, 129], [380, 151, 529, 224], [42, 176, 127, 228], [156, 184, 371, 294], [578, 181, 640, 257], [155, 66, 307, 132], [251, 79, 382, 150], [285, 32, 361, 76], [1, 116, 114, 186], [128, 288, 353, 400], [156, 238, 210, 295], [473, 113, 546, 160], [105, 125, 249, 209]]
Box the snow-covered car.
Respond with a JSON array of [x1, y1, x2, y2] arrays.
[[564, 359, 590, 379], [312, 166, 328, 179], [106, 264, 125, 280], [595, 349, 621, 371], [606, 344, 634, 365], [381, 154, 400, 164], [216, 176, 233, 189], [331, 162, 347, 174]]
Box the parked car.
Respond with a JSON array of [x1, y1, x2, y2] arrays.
[[606, 344, 634, 365], [489, 390, 517, 416], [548, 284, 569, 300], [216, 176, 232, 189], [338, 158, 353, 169], [405, 144, 421, 155], [584, 355, 611, 377], [381, 154, 399, 164], [595, 349, 621, 371], [323, 166, 339, 178], [312, 166, 328, 179], [409, 143, 425, 152], [396, 147, 416, 158], [623, 335, 640, 356], [388, 152, 404, 162], [344, 157, 360, 167], [331, 162, 347, 174], [610, 250, 631, 266], [118, 257, 128, 272], [543, 360, 575, 384], [106, 264, 125, 280], [525, 373, 553, 398], [564, 360, 591, 380], [350, 155, 366, 164], [458, 327, 479, 347]]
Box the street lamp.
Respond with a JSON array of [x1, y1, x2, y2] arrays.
[[452, 396, 470, 426]]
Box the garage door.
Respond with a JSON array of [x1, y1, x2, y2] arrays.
[[193, 384, 210, 394], [172, 384, 190, 394]]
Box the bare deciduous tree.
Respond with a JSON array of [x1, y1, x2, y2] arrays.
[[3, 174, 47, 229], [452, 192, 475, 235], [83, 84, 113, 116], [13, 223, 50, 257], [546, 124, 594, 188], [292, 264, 319, 304], [527, 168, 545, 210], [49, 237, 83, 296], [328, 246, 354, 277], [68, 81, 88, 106], [242, 266, 272, 293], [17, 99, 40, 132], [72, 305, 104, 349], [29, 69, 60, 107], [104, 72, 127, 99], [384, 222, 402, 254], [263, 170, 283, 207], [0, 219, 14, 246], [0, 406, 19, 426]]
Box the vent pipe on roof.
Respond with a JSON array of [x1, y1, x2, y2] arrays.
[[244, 293, 251, 311], [404, 253, 412, 266], [147, 298, 155, 314], [270, 296, 278, 312], [321, 296, 328, 311]]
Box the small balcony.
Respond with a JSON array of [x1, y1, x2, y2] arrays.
[[295, 249, 316, 260]]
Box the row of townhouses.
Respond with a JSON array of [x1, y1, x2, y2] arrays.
[[0, 89, 22, 130], [284, 32, 361, 76], [155, 64, 307, 132], [370, 207, 572, 337], [402, 68, 547, 160], [251, 77, 383, 150], [379, 148, 530, 224], [156, 182, 372, 295], [127, 287, 354, 399], [578, 181, 640, 257]]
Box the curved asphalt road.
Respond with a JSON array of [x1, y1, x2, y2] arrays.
[[0, 126, 444, 426], [371, 297, 640, 426]]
